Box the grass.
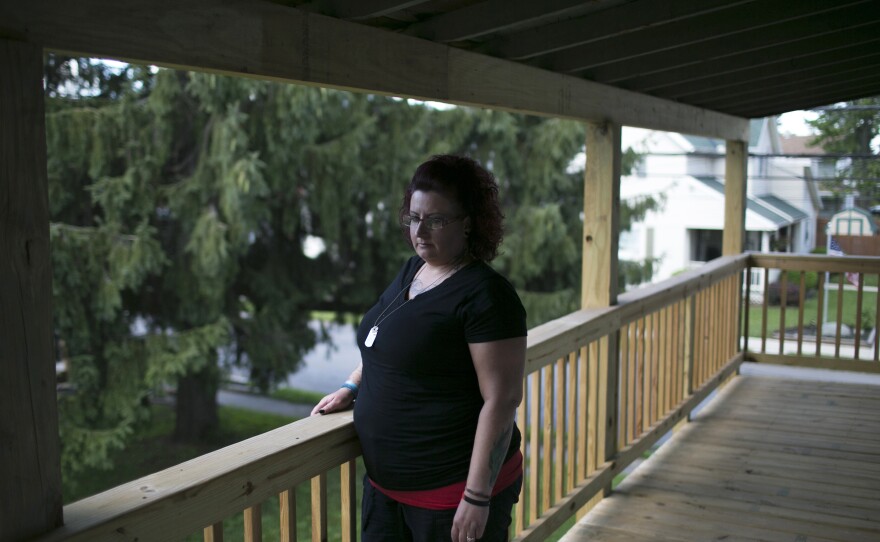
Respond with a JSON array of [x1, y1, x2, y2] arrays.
[[745, 288, 877, 338], [270, 387, 326, 404]]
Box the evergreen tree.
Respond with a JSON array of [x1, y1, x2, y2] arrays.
[[47, 57, 654, 480], [807, 97, 880, 206], [47, 61, 431, 479]]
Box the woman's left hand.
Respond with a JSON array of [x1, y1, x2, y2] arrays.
[[451, 499, 489, 542]]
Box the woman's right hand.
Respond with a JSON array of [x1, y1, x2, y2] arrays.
[[310, 388, 355, 416]]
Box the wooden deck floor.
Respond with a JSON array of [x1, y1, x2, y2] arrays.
[[561, 373, 880, 542]]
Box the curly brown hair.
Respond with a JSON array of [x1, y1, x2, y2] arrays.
[[400, 155, 504, 262]]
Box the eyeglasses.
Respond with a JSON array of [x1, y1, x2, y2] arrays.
[[401, 213, 465, 230]]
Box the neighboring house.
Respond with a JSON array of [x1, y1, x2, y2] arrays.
[[619, 118, 823, 291]]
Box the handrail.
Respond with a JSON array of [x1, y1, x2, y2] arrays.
[[37, 414, 360, 541], [514, 253, 747, 540], [39, 252, 754, 542], [742, 251, 880, 370], [526, 253, 749, 374]]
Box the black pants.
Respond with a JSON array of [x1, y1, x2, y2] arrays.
[[361, 475, 522, 542]]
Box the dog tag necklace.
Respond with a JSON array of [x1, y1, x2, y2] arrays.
[[365, 263, 459, 348]]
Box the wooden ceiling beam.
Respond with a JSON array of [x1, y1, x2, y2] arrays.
[[667, 53, 880, 104], [727, 80, 880, 118], [296, 0, 430, 20], [550, 0, 873, 74], [0, 0, 749, 140], [479, 0, 756, 60], [405, 0, 591, 43], [623, 25, 880, 94], [694, 70, 880, 111], [575, 6, 880, 84]]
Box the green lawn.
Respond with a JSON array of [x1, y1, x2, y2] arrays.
[[744, 288, 877, 338]]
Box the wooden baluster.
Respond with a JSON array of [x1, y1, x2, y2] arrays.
[[644, 313, 654, 427], [816, 272, 825, 357], [204, 523, 223, 542], [588, 341, 599, 476], [672, 301, 681, 405], [693, 292, 702, 389], [311, 475, 327, 542], [797, 271, 806, 355], [705, 283, 724, 374], [732, 276, 739, 360], [280, 488, 297, 542], [684, 296, 696, 400], [835, 273, 844, 358], [541, 365, 552, 514], [618, 322, 638, 442], [341, 460, 357, 542], [244, 504, 262, 542], [648, 312, 660, 427], [659, 306, 668, 415], [761, 268, 770, 353], [566, 351, 576, 494], [854, 273, 864, 360], [577, 346, 588, 481], [554, 357, 564, 503], [635, 318, 644, 439], [596, 336, 609, 466], [528, 371, 539, 524], [618, 323, 629, 447], [743, 267, 752, 354], [724, 278, 731, 364], [779, 272, 788, 356]]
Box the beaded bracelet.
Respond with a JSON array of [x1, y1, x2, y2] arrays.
[[340, 380, 359, 397], [462, 494, 491, 507]]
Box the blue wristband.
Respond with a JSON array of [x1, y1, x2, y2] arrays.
[[340, 380, 359, 397]]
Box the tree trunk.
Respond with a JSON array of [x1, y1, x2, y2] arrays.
[[174, 363, 219, 441]]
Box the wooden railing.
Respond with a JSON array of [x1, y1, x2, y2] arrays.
[[38, 252, 776, 542], [511, 253, 746, 541], [744, 253, 880, 372]]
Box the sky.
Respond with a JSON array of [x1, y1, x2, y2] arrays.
[[776, 110, 820, 137]]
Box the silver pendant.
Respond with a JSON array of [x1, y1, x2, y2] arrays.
[[365, 326, 379, 347]]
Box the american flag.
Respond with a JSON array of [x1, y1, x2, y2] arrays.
[[828, 237, 860, 287]]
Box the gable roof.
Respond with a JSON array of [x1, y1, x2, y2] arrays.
[[761, 195, 809, 222], [695, 177, 803, 229]]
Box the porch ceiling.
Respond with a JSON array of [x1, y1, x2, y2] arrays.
[[276, 0, 880, 119], [3, 0, 877, 140]]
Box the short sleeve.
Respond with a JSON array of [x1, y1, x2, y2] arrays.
[[462, 275, 527, 343]]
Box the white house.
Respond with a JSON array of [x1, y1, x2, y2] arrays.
[[617, 118, 823, 290]]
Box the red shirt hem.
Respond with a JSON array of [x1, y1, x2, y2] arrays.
[[369, 450, 523, 510]]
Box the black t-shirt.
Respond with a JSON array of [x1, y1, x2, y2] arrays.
[[353, 256, 527, 491]]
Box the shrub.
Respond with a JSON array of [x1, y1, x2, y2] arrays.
[[766, 280, 803, 306], [785, 270, 819, 292]]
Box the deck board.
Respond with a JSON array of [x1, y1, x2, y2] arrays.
[[561, 374, 880, 542]]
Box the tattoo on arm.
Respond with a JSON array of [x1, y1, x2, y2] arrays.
[[487, 423, 513, 488]]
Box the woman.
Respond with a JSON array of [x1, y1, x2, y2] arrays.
[[312, 155, 526, 542]]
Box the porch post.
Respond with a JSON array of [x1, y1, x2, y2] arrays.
[[0, 39, 63, 540], [722, 139, 747, 255], [582, 121, 621, 469], [582, 122, 621, 308]]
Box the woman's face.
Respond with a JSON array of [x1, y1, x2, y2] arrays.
[[408, 190, 470, 267]]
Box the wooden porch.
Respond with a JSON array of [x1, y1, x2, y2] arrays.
[[4, 2, 880, 541], [21, 252, 879, 542], [563, 372, 880, 542]]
